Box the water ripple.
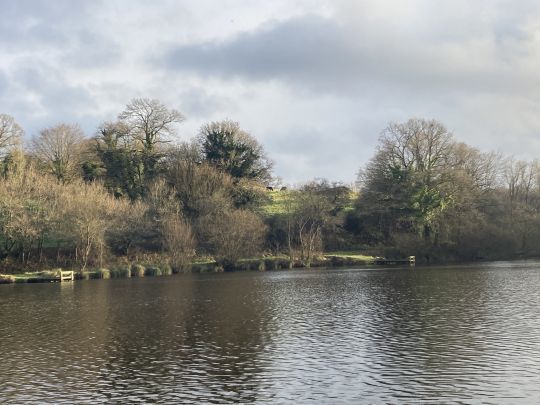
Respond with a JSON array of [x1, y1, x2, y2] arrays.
[[2, 263, 540, 403]]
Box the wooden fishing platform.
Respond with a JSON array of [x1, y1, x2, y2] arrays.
[[59, 270, 74, 281], [24, 270, 75, 283], [374, 256, 416, 265]]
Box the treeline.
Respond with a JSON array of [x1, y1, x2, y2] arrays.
[[0, 100, 274, 272], [346, 119, 540, 261], [0, 103, 539, 272]]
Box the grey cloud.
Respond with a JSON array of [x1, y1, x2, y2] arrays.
[[63, 30, 122, 68], [0, 1, 98, 45], [165, 16, 356, 88], [163, 12, 540, 99], [0, 0, 119, 69], [5, 63, 98, 135], [1, 0, 101, 24], [178, 87, 234, 119]]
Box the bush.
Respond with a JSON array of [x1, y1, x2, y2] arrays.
[[81, 272, 92, 280], [264, 258, 277, 270], [111, 266, 131, 278], [131, 264, 145, 277], [162, 216, 196, 271], [200, 209, 266, 269], [173, 262, 192, 273], [97, 268, 111, 279], [191, 262, 218, 273], [144, 266, 162, 276], [160, 263, 173, 276]]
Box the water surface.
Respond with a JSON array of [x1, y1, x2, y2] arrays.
[[2, 262, 540, 403]]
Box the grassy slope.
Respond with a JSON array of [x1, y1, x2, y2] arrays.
[[259, 190, 291, 216], [259, 190, 374, 262], [259, 189, 358, 217]]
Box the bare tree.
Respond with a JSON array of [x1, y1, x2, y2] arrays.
[[58, 180, 123, 271], [0, 114, 23, 158], [105, 199, 148, 257], [165, 148, 234, 219], [31, 123, 85, 182], [449, 142, 501, 191], [0, 166, 63, 264], [201, 209, 266, 269], [162, 215, 196, 272], [293, 187, 332, 267], [380, 118, 453, 186], [119, 98, 184, 152]]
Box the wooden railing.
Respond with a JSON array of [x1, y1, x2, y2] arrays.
[[59, 270, 74, 282]]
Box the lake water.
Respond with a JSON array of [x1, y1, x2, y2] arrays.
[[2, 262, 540, 403]]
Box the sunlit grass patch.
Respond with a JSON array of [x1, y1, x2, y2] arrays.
[[324, 252, 374, 261], [259, 190, 292, 216]]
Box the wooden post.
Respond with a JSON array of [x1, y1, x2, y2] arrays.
[[409, 256, 416, 266]]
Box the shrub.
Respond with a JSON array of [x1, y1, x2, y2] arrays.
[[200, 209, 266, 270], [264, 258, 277, 270], [162, 216, 196, 272], [131, 264, 145, 277], [144, 266, 162, 276], [191, 263, 214, 273], [98, 268, 111, 279], [160, 263, 173, 276], [111, 266, 131, 278]]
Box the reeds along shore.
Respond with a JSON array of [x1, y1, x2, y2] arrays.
[[0, 254, 380, 284]]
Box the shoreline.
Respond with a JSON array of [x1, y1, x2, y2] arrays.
[[0, 254, 379, 284], [5, 253, 536, 285]]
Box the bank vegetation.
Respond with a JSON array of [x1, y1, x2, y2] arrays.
[[1, 102, 539, 276]]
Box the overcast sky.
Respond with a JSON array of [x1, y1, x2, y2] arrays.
[[2, 0, 540, 184]]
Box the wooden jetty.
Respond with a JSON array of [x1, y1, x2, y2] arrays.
[[374, 256, 415, 266]]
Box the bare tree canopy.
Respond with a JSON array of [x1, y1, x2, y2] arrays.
[[31, 123, 85, 182], [379, 118, 453, 182], [118, 98, 185, 151], [0, 114, 23, 157]]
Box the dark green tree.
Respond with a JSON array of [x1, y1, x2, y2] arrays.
[[198, 120, 272, 182], [93, 121, 145, 199]]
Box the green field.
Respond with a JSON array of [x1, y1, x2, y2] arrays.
[[259, 190, 292, 216], [260, 190, 358, 217]]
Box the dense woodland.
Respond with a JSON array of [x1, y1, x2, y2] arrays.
[[1, 98, 540, 273]]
